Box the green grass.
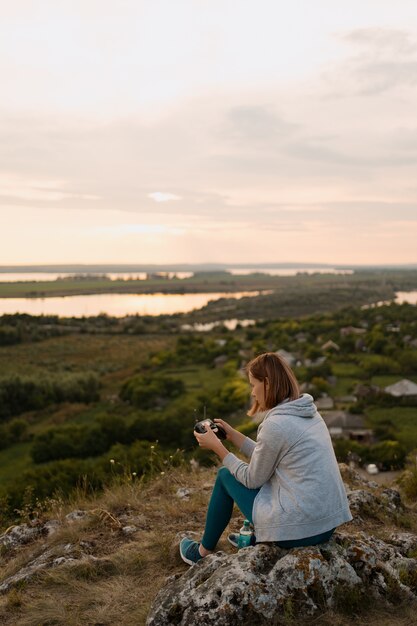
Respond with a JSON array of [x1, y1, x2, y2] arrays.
[[332, 377, 360, 397], [169, 365, 226, 393], [371, 375, 417, 387], [365, 407, 417, 452], [0, 334, 172, 379], [332, 362, 362, 377], [0, 442, 33, 487]]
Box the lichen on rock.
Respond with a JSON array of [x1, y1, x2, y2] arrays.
[[146, 531, 417, 626], [146, 467, 417, 625]]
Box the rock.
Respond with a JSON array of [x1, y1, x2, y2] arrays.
[[146, 532, 417, 625], [380, 488, 402, 511], [175, 488, 193, 500], [0, 524, 44, 550], [65, 510, 89, 523], [346, 487, 404, 522], [0, 543, 79, 594], [119, 513, 147, 528], [122, 526, 138, 535], [339, 463, 378, 489], [44, 520, 61, 536], [388, 532, 417, 556]]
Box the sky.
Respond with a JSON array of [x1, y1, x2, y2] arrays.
[[1, 0, 417, 266]]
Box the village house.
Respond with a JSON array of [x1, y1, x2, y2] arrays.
[[315, 396, 335, 410], [340, 326, 367, 337], [321, 340, 340, 352], [275, 349, 297, 367], [321, 410, 373, 443], [385, 379, 417, 398]]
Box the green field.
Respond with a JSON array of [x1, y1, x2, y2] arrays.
[[1, 293, 416, 521], [365, 407, 417, 452]]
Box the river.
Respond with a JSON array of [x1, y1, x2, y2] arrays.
[[0, 291, 267, 318]]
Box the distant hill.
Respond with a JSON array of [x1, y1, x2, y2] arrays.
[[0, 262, 417, 273]]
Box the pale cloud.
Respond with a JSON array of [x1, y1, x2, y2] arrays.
[[0, 174, 100, 202], [148, 192, 182, 203], [0, 4, 417, 265], [97, 223, 185, 236], [323, 28, 417, 96]]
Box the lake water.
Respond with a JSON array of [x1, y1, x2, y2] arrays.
[[362, 291, 417, 308], [0, 291, 266, 318], [181, 319, 255, 332], [229, 267, 354, 276], [395, 291, 417, 305]]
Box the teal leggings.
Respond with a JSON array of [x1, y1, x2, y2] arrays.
[[201, 467, 335, 551]]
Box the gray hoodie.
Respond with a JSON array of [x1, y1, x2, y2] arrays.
[[222, 394, 352, 541]]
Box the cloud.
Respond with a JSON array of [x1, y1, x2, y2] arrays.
[[323, 28, 417, 96], [96, 223, 185, 236], [0, 173, 100, 202], [148, 192, 182, 203], [221, 105, 298, 147]]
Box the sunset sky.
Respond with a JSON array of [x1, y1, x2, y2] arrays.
[[1, 0, 417, 266]]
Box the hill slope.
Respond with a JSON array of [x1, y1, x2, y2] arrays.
[[1, 462, 417, 626]]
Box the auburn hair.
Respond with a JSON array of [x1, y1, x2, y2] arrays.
[[246, 352, 300, 416]]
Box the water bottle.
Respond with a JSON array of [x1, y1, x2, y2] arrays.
[[238, 519, 253, 549]]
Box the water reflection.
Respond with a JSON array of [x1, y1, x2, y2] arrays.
[[0, 291, 265, 318], [181, 319, 256, 332], [229, 267, 353, 276], [362, 291, 417, 309]]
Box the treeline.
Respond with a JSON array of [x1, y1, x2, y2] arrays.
[[0, 313, 176, 347], [1, 439, 162, 520], [334, 439, 406, 471], [0, 373, 100, 420]]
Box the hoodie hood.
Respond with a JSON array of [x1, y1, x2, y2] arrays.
[[269, 393, 317, 419]]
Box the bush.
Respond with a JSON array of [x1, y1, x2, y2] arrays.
[[359, 355, 401, 376], [0, 373, 101, 420], [399, 452, 417, 500], [120, 374, 185, 409], [31, 424, 108, 463], [370, 440, 407, 470], [12, 459, 104, 512], [0, 325, 21, 346]]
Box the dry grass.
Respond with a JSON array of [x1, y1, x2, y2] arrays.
[[0, 464, 416, 626], [0, 463, 241, 626]]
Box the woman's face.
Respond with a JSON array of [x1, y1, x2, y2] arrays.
[[248, 372, 268, 410]]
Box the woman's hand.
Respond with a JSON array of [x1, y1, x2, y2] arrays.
[[194, 425, 221, 451], [214, 419, 246, 449], [213, 418, 235, 441], [194, 424, 229, 461]]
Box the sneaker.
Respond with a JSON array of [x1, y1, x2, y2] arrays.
[[179, 537, 203, 566], [228, 533, 256, 548]]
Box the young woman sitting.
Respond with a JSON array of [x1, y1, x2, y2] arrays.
[[180, 352, 352, 565]]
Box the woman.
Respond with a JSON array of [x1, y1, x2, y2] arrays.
[[180, 352, 352, 565]]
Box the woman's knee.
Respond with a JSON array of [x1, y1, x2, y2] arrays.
[[216, 466, 231, 484]]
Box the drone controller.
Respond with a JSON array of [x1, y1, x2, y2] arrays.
[[194, 418, 227, 440]]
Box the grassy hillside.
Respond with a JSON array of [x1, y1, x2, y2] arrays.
[[0, 299, 416, 525], [1, 463, 417, 626]]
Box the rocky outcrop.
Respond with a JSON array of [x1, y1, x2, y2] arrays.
[[0, 542, 88, 593], [147, 467, 417, 625], [146, 531, 417, 626], [0, 508, 146, 594]]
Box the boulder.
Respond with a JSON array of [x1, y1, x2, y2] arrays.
[[0, 543, 78, 593], [0, 524, 44, 550], [146, 531, 417, 625]]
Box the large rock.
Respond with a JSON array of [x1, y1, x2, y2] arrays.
[[146, 531, 417, 625], [0, 524, 45, 551]]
